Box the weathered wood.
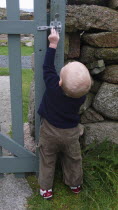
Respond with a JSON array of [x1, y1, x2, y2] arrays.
[[0, 133, 36, 157], [0, 0, 65, 176], [0, 156, 38, 173], [6, 0, 24, 177], [50, 0, 66, 74], [34, 0, 47, 177], [0, 20, 35, 34], [34, 0, 47, 144]]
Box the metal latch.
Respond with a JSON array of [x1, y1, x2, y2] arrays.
[[37, 13, 62, 33]]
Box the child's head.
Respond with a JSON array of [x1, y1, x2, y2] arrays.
[[59, 61, 92, 98]]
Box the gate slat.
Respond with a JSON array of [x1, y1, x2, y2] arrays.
[[0, 20, 35, 34], [34, 0, 47, 143], [0, 133, 36, 157], [34, 0, 47, 176], [6, 0, 24, 177], [0, 156, 37, 173], [50, 0, 66, 74], [6, 0, 24, 147]]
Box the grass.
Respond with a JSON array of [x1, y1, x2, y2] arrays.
[[0, 56, 118, 209], [22, 69, 34, 122], [0, 67, 34, 122], [27, 141, 118, 210], [0, 45, 34, 56]]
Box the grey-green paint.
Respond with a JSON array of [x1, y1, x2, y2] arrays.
[[50, 0, 66, 74], [0, 156, 38, 173], [0, 0, 66, 175], [6, 0, 25, 177], [0, 20, 35, 34], [0, 133, 36, 157], [34, 0, 47, 177]]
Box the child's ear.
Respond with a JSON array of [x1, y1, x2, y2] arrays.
[[59, 78, 62, 86]]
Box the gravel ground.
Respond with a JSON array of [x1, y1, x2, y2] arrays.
[[0, 55, 32, 69], [0, 76, 34, 210], [0, 76, 11, 134]]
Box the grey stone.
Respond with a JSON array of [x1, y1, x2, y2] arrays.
[[25, 42, 33, 47], [108, 0, 118, 9], [28, 80, 35, 137], [90, 80, 102, 94], [79, 93, 95, 114], [0, 42, 7, 46], [86, 60, 105, 70], [83, 121, 118, 145], [66, 5, 118, 32], [82, 32, 118, 48], [81, 107, 104, 123], [64, 34, 69, 59], [79, 46, 118, 65], [79, 46, 97, 64], [95, 48, 118, 62], [93, 82, 118, 120], [99, 65, 118, 84], [67, 0, 108, 6], [91, 66, 105, 75]]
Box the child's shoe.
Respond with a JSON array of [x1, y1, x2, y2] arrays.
[[40, 188, 53, 199], [70, 185, 81, 194]]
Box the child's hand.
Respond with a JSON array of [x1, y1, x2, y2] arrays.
[[48, 28, 60, 49]]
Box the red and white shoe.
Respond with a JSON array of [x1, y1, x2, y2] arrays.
[[70, 185, 81, 194], [40, 188, 53, 199]]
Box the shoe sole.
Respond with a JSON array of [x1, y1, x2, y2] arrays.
[[72, 190, 81, 194], [43, 195, 52, 199]]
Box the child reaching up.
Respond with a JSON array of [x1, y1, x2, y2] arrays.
[[38, 28, 91, 199]]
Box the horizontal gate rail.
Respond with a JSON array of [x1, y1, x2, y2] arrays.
[[0, 156, 37, 173], [0, 20, 35, 34], [0, 133, 36, 157]]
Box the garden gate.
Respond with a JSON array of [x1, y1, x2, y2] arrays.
[[0, 0, 65, 177]]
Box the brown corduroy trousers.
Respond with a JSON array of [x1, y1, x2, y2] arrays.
[[38, 119, 83, 190]]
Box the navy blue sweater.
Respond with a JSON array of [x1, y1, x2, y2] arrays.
[[38, 47, 86, 129]]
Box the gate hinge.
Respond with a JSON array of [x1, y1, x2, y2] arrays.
[[37, 13, 62, 33]]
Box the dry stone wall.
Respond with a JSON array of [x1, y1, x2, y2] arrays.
[[28, 1, 118, 145]]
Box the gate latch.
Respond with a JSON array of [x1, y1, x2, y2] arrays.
[[37, 13, 62, 33]]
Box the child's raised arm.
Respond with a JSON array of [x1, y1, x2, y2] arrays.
[[48, 28, 60, 49]]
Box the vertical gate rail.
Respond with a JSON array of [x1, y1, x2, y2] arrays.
[[0, 0, 66, 176]]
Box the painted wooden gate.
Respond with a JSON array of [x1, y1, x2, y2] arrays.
[[0, 0, 65, 176]]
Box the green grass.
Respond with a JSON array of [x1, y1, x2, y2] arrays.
[[22, 69, 34, 122], [0, 46, 34, 56], [27, 141, 118, 210], [0, 67, 9, 76], [0, 67, 34, 122], [0, 66, 118, 209]]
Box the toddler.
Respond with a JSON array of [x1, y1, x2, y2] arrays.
[[38, 28, 91, 199]]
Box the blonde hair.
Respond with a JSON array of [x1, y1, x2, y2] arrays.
[[60, 61, 91, 98]]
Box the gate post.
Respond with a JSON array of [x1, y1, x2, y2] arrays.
[[34, 0, 47, 176], [6, 0, 25, 178], [34, 0, 66, 177], [50, 0, 66, 73]]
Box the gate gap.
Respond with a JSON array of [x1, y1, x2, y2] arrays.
[[20, 34, 35, 153], [20, 0, 34, 20]]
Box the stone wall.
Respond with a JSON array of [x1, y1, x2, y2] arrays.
[[28, 1, 118, 145]]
